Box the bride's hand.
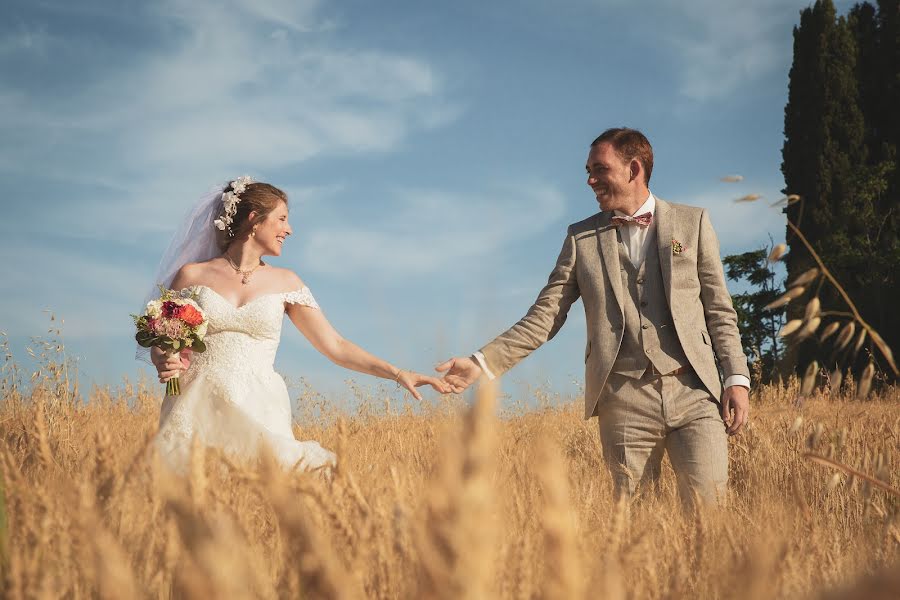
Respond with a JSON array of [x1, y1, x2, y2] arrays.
[[151, 346, 193, 383], [395, 370, 452, 400]]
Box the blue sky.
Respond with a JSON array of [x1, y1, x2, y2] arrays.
[[0, 0, 855, 406]]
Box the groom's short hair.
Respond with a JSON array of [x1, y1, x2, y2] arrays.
[[591, 128, 654, 186]]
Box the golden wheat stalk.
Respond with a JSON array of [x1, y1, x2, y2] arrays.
[[819, 322, 841, 342], [789, 267, 820, 288], [803, 453, 899, 498], [785, 220, 897, 376], [768, 243, 787, 262], [535, 439, 584, 600], [1, 329, 899, 599], [800, 361, 818, 396], [856, 362, 875, 399], [417, 381, 499, 600], [778, 320, 803, 337], [764, 286, 805, 310], [77, 481, 141, 599]]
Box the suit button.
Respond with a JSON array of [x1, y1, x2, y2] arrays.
[[640, 301, 648, 307], [641, 324, 649, 329], [636, 278, 644, 284]]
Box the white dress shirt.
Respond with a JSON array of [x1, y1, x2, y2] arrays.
[[616, 193, 657, 268], [473, 192, 750, 390]]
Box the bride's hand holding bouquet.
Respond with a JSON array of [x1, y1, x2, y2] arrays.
[[133, 286, 208, 395]]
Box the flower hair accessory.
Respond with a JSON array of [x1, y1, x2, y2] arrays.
[[213, 176, 253, 236]]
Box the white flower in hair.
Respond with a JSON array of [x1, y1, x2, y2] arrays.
[[214, 175, 254, 236], [223, 192, 238, 212], [231, 175, 252, 195]]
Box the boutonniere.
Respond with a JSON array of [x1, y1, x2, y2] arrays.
[[672, 239, 685, 255]]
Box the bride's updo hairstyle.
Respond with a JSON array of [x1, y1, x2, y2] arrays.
[[216, 181, 288, 251]]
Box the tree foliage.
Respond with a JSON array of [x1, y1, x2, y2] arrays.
[[781, 0, 899, 377], [724, 248, 786, 383]]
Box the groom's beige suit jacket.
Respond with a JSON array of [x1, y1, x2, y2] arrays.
[[479, 197, 750, 419]]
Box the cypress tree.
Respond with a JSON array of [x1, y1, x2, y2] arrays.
[[874, 0, 900, 356], [848, 1, 900, 371], [849, 3, 880, 155], [782, 0, 899, 378], [875, 0, 899, 176], [782, 1, 865, 372]]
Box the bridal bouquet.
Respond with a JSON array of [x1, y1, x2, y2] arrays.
[[133, 286, 208, 396]]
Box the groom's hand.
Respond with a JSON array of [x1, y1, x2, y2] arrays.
[[721, 385, 749, 436], [435, 356, 482, 394]]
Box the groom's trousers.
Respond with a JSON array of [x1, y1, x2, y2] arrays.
[[595, 368, 728, 507]]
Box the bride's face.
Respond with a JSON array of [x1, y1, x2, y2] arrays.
[[256, 201, 292, 256]]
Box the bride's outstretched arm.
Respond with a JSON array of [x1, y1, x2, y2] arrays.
[[286, 304, 450, 399]]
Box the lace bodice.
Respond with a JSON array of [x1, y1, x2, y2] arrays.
[[155, 284, 335, 473], [181, 285, 318, 382]]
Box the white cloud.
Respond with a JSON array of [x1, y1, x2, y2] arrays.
[[154, 0, 325, 34], [655, 0, 806, 101], [92, 3, 445, 174], [301, 182, 567, 276], [665, 184, 787, 254], [0, 0, 457, 239], [0, 25, 51, 57], [0, 240, 151, 337]]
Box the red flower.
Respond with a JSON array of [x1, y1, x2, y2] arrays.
[[179, 304, 204, 327], [161, 300, 181, 318]]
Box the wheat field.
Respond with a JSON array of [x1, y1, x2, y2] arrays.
[[1, 344, 898, 599]]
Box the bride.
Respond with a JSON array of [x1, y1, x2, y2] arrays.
[[145, 177, 449, 472]]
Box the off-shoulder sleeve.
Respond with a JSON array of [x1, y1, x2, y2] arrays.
[[282, 287, 320, 310], [178, 285, 200, 298]]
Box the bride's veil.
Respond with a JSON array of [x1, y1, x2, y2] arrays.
[[136, 183, 227, 363]]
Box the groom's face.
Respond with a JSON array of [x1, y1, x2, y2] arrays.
[[586, 142, 633, 213]]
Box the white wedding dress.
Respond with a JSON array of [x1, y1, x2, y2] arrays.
[[154, 285, 336, 472]]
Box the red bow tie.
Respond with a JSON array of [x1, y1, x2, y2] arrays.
[[611, 212, 653, 228]]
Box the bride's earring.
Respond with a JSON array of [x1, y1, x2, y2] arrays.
[[251, 226, 257, 237]]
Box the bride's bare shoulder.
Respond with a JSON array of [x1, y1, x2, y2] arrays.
[[268, 266, 307, 291], [171, 259, 222, 290]]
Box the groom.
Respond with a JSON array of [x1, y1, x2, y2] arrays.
[[438, 128, 750, 506]]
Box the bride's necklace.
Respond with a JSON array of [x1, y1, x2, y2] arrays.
[[224, 253, 263, 285]]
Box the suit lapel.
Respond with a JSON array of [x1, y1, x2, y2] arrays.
[[655, 196, 674, 310], [597, 212, 625, 315]]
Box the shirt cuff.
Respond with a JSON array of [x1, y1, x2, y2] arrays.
[[471, 351, 496, 380], [724, 374, 750, 390]]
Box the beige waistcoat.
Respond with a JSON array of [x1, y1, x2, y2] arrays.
[[611, 230, 689, 379]]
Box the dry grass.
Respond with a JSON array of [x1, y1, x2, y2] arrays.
[[1, 355, 898, 599]]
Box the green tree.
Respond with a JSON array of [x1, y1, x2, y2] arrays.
[[723, 248, 786, 383], [781, 0, 898, 378]]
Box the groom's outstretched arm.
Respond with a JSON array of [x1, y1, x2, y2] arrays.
[[439, 226, 581, 391]]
